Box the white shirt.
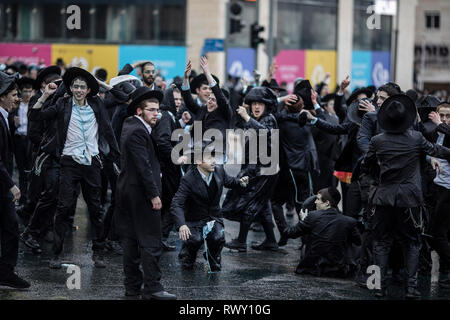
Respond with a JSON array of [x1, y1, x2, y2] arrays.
[[434, 132, 450, 190], [134, 115, 152, 135], [16, 101, 28, 136], [0, 106, 9, 130]]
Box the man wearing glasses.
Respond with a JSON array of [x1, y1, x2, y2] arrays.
[[115, 86, 176, 300], [29, 67, 120, 269]]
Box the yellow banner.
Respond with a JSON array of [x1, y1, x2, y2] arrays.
[[305, 50, 337, 90], [51, 44, 118, 82]]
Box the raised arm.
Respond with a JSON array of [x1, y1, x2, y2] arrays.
[[180, 60, 201, 115]]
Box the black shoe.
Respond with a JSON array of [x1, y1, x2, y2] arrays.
[[251, 239, 279, 251], [0, 272, 30, 289], [203, 252, 221, 271], [161, 239, 176, 251], [143, 291, 177, 300], [250, 223, 264, 232], [405, 287, 421, 300], [20, 232, 41, 250], [224, 239, 247, 252], [277, 233, 288, 247], [93, 254, 106, 268], [125, 289, 141, 297], [105, 240, 123, 255], [374, 288, 387, 298], [49, 256, 62, 269]]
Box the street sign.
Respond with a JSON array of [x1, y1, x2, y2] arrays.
[[202, 38, 224, 55]]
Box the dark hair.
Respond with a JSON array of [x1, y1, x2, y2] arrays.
[[19, 83, 33, 90], [172, 87, 181, 94], [70, 76, 88, 87], [0, 82, 18, 97], [378, 83, 401, 97], [137, 98, 159, 110], [141, 61, 155, 69], [318, 187, 341, 208], [43, 73, 61, 85]]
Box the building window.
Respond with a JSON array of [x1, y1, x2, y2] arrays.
[[42, 4, 63, 39], [1, 4, 19, 39], [425, 12, 440, 30], [276, 0, 338, 51]]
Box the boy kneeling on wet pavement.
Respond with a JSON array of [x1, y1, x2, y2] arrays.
[[171, 144, 248, 271], [279, 187, 362, 278]]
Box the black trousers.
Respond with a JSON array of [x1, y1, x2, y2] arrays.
[[430, 185, 450, 273], [53, 156, 105, 256], [373, 205, 422, 289], [13, 135, 32, 205], [178, 220, 225, 267], [161, 166, 181, 239], [122, 237, 164, 294], [100, 160, 118, 241], [312, 154, 337, 193], [24, 157, 60, 238], [271, 169, 311, 233], [0, 192, 19, 274]]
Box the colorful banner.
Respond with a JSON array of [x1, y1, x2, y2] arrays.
[[351, 51, 372, 90], [351, 50, 391, 90], [227, 48, 255, 81], [51, 44, 118, 82], [119, 45, 186, 82], [305, 50, 337, 90], [274, 50, 306, 92], [0, 43, 52, 66]]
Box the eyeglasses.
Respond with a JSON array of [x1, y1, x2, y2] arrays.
[[143, 108, 159, 113], [143, 70, 156, 74], [72, 85, 88, 90], [208, 97, 217, 102]]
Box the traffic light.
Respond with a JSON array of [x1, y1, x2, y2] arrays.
[[250, 23, 264, 49], [229, 2, 245, 35]]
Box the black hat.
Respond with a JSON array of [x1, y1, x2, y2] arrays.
[[321, 93, 335, 105], [405, 89, 418, 103], [346, 87, 373, 106], [63, 67, 99, 97], [416, 95, 441, 123], [263, 78, 282, 91], [16, 77, 35, 90], [244, 87, 278, 113], [293, 80, 313, 110], [35, 65, 61, 90], [377, 94, 417, 133], [127, 86, 163, 116], [190, 74, 219, 94], [94, 68, 108, 82], [4, 64, 18, 75], [0, 71, 18, 96], [347, 99, 370, 125]]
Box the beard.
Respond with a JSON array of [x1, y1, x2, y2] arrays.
[[143, 77, 154, 86]]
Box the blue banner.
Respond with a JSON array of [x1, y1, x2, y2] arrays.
[[227, 48, 255, 80], [351, 51, 372, 91], [119, 45, 186, 82], [371, 51, 391, 88]]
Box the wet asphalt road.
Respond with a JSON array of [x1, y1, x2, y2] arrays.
[[1, 192, 449, 301]]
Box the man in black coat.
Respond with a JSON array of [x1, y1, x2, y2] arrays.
[[0, 71, 30, 288], [279, 187, 361, 277], [29, 67, 120, 269], [115, 86, 176, 300], [362, 94, 450, 299], [171, 146, 248, 271]]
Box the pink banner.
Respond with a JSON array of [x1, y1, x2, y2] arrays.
[[274, 50, 306, 92], [0, 43, 52, 66]]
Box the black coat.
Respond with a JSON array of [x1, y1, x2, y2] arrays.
[[29, 95, 120, 162], [115, 116, 162, 246], [171, 165, 240, 229], [313, 108, 340, 161], [0, 110, 14, 194], [274, 109, 319, 172], [285, 208, 361, 277], [362, 129, 450, 207], [181, 83, 232, 140]]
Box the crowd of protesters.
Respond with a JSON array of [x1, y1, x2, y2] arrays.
[[1, 55, 450, 301]]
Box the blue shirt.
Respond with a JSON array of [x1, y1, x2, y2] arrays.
[[62, 99, 99, 165], [434, 132, 450, 190], [197, 168, 213, 186]]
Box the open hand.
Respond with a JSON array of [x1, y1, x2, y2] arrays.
[[428, 111, 442, 125], [184, 60, 192, 79], [239, 176, 249, 187], [179, 225, 191, 241]]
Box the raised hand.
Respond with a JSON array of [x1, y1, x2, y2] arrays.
[[200, 56, 210, 74], [184, 60, 192, 79], [339, 75, 350, 92], [311, 89, 318, 105], [428, 111, 442, 126]]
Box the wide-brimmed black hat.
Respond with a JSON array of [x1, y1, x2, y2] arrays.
[[293, 79, 313, 110], [416, 95, 441, 122], [347, 99, 369, 125], [262, 79, 282, 91], [346, 87, 373, 106], [321, 93, 335, 105], [63, 67, 99, 97], [0, 71, 18, 96], [127, 86, 164, 116], [94, 68, 107, 82], [377, 94, 417, 133], [244, 86, 278, 113], [190, 74, 219, 94], [16, 77, 35, 90], [35, 65, 61, 90]]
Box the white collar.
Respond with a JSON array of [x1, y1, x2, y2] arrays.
[[134, 115, 152, 134]]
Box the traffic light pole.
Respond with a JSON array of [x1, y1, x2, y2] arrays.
[[267, 0, 274, 71], [225, 1, 230, 83]]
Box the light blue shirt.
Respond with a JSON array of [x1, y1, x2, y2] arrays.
[[434, 132, 450, 190], [197, 168, 213, 186], [0, 106, 9, 130], [16, 102, 28, 136], [62, 99, 99, 165]]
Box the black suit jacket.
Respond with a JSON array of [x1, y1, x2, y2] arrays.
[[28, 95, 120, 162], [115, 116, 162, 246], [0, 110, 15, 194], [171, 165, 240, 230]]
